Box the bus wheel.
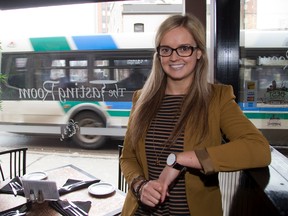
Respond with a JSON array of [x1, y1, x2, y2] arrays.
[[72, 111, 106, 149]]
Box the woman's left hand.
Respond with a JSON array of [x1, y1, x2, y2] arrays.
[[157, 166, 181, 203]]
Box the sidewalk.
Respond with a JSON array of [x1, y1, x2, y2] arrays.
[[25, 149, 120, 188]]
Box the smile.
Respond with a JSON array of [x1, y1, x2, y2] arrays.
[[170, 64, 185, 70]]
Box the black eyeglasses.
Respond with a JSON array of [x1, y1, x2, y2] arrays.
[[157, 45, 198, 57]]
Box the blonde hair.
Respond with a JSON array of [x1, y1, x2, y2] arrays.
[[129, 14, 211, 148]]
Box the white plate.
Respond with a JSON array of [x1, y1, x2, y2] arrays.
[[22, 172, 48, 180], [88, 182, 115, 197]]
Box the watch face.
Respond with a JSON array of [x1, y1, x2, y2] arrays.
[[167, 153, 176, 166]]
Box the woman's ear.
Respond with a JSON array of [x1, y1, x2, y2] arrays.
[[196, 49, 202, 60]]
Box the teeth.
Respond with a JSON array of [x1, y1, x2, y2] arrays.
[[170, 64, 184, 69]]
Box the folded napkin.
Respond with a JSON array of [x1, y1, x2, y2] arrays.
[[0, 200, 32, 215], [49, 199, 91, 216], [58, 178, 100, 196], [0, 176, 24, 196]]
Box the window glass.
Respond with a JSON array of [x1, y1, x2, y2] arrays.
[[116, 68, 148, 91], [94, 60, 109, 67], [15, 58, 27, 68], [91, 57, 151, 91], [69, 60, 88, 82], [134, 23, 144, 32], [70, 69, 88, 82], [239, 0, 288, 144], [0, 0, 182, 140], [7, 57, 27, 88], [70, 60, 87, 67], [51, 59, 65, 80]]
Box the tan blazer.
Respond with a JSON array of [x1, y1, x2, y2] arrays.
[[120, 84, 271, 216]]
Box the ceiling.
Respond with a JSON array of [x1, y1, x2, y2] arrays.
[[0, 0, 120, 10]]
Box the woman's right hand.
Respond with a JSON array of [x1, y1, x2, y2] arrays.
[[138, 180, 163, 207], [157, 165, 181, 202]]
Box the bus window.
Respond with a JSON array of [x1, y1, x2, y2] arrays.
[[93, 68, 110, 80], [38, 57, 89, 89], [93, 60, 109, 80], [16, 57, 27, 67], [118, 59, 151, 66], [117, 68, 148, 91], [51, 59, 65, 79], [7, 57, 28, 88], [94, 60, 109, 67], [91, 57, 150, 91], [37, 58, 67, 90], [69, 60, 88, 83]]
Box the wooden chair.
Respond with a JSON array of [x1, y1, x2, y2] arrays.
[[118, 144, 128, 193], [0, 147, 28, 181]]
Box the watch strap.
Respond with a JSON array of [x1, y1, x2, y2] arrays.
[[173, 162, 186, 171]]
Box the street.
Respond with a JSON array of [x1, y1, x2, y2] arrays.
[[0, 132, 122, 187], [0, 132, 120, 154]]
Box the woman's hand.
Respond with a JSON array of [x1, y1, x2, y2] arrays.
[[139, 180, 163, 207], [157, 166, 181, 202]]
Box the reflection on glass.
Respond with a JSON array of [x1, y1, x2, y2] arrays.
[[239, 0, 288, 145]]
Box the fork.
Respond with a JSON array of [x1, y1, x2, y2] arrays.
[[63, 204, 82, 216], [14, 182, 23, 189], [9, 182, 22, 196], [9, 183, 17, 196], [9, 183, 19, 196], [13, 182, 23, 191]]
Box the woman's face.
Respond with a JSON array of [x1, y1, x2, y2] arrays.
[[159, 26, 202, 85]]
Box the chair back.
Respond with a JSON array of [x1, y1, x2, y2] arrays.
[[118, 144, 128, 192], [0, 147, 28, 181]]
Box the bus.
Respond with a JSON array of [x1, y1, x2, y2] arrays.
[[0, 31, 287, 149], [0, 34, 155, 149]]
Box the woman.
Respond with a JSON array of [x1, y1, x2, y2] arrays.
[[120, 13, 271, 216]]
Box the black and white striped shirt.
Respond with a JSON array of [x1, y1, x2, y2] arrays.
[[135, 95, 190, 216]]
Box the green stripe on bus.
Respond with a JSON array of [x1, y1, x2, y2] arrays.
[[244, 113, 288, 119], [30, 37, 71, 51], [61, 101, 101, 113], [60, 101, 130, 117], [107, 110, 131, 117]]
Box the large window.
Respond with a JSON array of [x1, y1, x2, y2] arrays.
[[0, 0, 185, 149], [239, 0, 288, 144]]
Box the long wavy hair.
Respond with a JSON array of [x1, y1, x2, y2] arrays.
[[129, 14, 212, 148]]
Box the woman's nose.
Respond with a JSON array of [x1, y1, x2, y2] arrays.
[[169, 50, 180, 60]]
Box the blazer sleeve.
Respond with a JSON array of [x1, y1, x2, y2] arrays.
[[197, 85, 271, 174]]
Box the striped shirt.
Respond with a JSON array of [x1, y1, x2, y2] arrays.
[[135, 95, 190, 216]]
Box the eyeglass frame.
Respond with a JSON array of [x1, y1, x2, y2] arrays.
[[157, 45, 198, 57]]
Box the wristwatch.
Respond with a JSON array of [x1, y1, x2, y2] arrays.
[[166, 153, 186, 171]]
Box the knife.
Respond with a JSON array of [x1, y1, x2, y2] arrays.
[[61, 179, 100, 191], [9, 183, 17, 196]]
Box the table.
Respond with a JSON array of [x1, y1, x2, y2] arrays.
[[0, 164, 126, 216]]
